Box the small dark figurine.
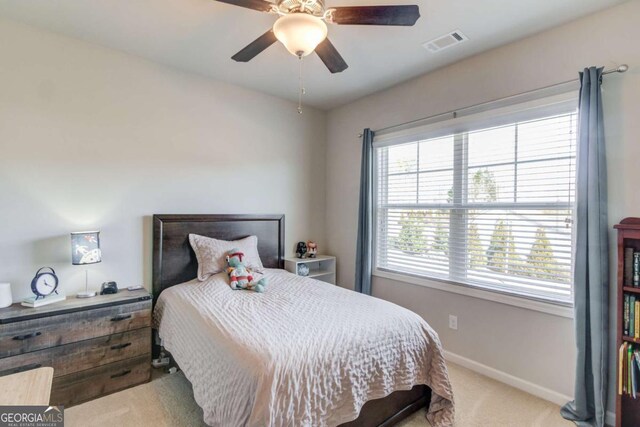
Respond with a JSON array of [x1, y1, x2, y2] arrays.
[[296, 241, 307, 258]]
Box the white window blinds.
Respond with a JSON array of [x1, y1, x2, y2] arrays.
[[374, 102, 577, 304]]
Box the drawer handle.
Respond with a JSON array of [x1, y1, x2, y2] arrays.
[[110, 342, 132, 350], [0, 363, 42, 376], [110, 369, 131, 379], [110, 314, 132, 322], [13, 331, 42, 341]]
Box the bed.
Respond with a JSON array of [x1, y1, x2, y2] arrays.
[[152, 214, 453, 427]]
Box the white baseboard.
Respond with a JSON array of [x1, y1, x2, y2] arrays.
[[443, 350, 571, 405], [443, 350, 616, 426]]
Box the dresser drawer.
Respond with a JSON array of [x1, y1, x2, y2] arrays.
[[50, 354, 150, 407], [0, 327, 150, 377], [0, 301, 151, 358]]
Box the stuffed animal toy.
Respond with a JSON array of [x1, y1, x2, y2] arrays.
[[295, 241, 307, 259], [306, 241, 318, 258], [225, 249, 267, 293]]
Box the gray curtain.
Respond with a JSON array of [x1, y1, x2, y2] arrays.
[[355, 128, 374, 295], [561, 67, 609, 427]]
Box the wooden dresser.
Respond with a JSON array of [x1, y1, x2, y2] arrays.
[[0, 290, 151, 407]]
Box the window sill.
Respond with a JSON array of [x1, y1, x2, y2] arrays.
[[372, 269, 574, 319]]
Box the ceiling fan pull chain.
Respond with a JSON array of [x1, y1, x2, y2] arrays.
[[298, 53, 305, 114]]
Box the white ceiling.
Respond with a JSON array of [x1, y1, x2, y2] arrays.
[[0, 0, 626, 109]]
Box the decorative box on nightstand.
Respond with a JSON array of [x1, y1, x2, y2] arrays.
[[0, 289, 152, 407], [285, 255, 336, 284]]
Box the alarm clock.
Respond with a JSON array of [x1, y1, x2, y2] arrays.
[[31, 267, 59, 300]]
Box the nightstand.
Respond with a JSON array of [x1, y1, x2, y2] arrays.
[[0, 290, 151, 407], [285, 255, 336, 284]]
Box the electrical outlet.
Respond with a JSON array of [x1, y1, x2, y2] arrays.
[[449, 315, 458, 330]]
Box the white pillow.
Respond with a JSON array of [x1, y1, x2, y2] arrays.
[[189, 234, 264, 281]]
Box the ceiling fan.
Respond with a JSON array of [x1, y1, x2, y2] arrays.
[[216, 0, 421, 73]]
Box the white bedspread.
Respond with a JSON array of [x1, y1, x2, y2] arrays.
[[153, 269, 454, 427]]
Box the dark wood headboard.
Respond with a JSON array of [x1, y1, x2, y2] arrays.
[[152, 214, 285, 301]]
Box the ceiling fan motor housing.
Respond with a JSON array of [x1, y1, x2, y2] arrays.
[[277, 0, 325, 16]]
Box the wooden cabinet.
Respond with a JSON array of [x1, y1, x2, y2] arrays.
[[0, 290, 151, 408]]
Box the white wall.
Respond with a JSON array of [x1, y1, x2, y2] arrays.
[[0, 19, 326, 300], [325, 0, 640, 413]]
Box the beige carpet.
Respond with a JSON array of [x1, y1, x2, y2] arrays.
[[66, 362, 573, 426]]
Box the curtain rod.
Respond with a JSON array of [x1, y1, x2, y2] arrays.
[[357, 64, 629, 138]]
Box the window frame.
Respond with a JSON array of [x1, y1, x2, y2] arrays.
[[371, 93, 578, 317]]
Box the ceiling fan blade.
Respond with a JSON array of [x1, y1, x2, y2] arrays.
[[329, 5, 420, 26], [214, 0, 273, 12], [315, 38, 348, 74], [232, 30, 278, 62]]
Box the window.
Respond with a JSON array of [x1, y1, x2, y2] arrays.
[[374, 103, 577, 305]]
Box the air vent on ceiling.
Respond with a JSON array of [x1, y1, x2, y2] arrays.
[[423, 30, 468, 53]]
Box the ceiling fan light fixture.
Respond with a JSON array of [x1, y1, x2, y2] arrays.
[[273, 13, 328, 57]]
